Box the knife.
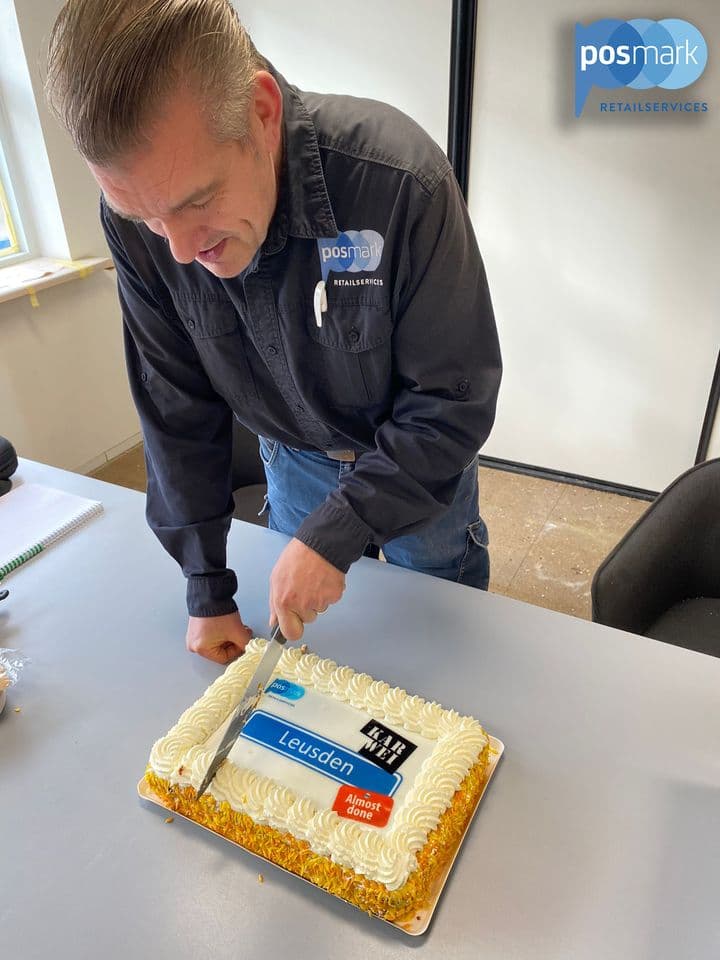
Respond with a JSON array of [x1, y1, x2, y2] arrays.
[[195, 624, 288, 799]]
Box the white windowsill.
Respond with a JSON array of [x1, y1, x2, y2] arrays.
[[0, 256, 114, 306]]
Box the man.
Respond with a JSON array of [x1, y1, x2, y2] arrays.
[[46, 0, 501, 662]]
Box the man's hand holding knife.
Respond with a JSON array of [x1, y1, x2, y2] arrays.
[[187, 537, 345, 662]]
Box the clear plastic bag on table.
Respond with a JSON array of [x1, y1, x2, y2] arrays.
[[0, 648, 29, 714]]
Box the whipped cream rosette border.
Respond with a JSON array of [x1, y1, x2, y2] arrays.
[[148, 639, 489, 891]]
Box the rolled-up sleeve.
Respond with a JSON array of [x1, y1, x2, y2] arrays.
[[101, 200, 238, 616], [295, 170, 502, 572]]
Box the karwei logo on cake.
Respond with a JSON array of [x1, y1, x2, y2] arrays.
[[359, 720, 417, 773], [575, 18, 708, 116]]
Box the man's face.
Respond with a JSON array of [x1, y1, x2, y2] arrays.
[[90, 72, 282, 279]]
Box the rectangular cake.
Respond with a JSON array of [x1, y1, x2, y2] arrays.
[[145, 638, 492, 922]]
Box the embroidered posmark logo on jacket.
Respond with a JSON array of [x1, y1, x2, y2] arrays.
[[317, 230, 384, 282]]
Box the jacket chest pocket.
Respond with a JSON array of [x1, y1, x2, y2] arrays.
[[175, 298, 259, 403], [303, 300, 394, 408]]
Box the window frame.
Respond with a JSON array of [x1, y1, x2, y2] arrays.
[[0, 96, 30, 267]]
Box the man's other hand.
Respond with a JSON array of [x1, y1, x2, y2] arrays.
[[186, 612, 253, 663], [269, 538, 345, 641]]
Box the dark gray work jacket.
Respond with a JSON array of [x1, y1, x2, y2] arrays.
[[101, 71, 502, 617]]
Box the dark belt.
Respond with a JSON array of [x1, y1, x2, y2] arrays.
[[325, 449, 356, 462]]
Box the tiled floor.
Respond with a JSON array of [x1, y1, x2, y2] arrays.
[[92, 444, 649, 621], [92, 445, 148, 493], [479, 468, 647, 619]]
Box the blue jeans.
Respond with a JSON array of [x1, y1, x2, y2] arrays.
[[258, 439, 490, 590]]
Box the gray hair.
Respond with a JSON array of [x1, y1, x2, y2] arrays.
[[46, 0, 267, 164]]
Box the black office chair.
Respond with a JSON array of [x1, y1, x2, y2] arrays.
[[0, 435, 17, 601], [231, 420, 268, 526], [0, 434, 17, 497], [591, 458, 720, 658]]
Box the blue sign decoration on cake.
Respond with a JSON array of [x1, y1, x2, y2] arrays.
[[241, 711, 402, 796]]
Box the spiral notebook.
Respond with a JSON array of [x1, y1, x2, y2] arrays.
[[0, 482, 103, 581]]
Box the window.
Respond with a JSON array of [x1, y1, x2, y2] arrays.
[[0, 176, 19, 257], [0, 138, 25, 262]]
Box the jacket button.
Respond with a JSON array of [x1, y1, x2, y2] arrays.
[[267, 345, 278, 356], [457, 378, 470, 393], [140, 372, 148, 383], [349, 327, 360, 343], [187, 319, 196, 330]]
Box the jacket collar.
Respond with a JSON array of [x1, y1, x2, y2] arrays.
[[263, 69, 338, 255]]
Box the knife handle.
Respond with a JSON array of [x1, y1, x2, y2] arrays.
[[270, 624, 288, 645]]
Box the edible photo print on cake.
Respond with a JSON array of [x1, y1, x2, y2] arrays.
[[218, 684, 436, 831]]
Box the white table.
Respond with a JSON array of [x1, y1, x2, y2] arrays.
[[2, 460, 719, 959]]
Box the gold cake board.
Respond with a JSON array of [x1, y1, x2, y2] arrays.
[[138, 734, 504, 936]]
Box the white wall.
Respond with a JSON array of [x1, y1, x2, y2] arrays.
[[236, 0, 452, 152], [469, 0, 719, 490], [0, 271, 139, 472], [1, 0, 140, 471]]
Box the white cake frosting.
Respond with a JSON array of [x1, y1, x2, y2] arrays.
[[149, 639, 487, 890]]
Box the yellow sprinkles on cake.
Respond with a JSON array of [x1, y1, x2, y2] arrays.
[[145, 639, 491, 922]]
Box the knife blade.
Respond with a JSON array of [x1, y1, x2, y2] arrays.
[[195, 624, 288, 799]]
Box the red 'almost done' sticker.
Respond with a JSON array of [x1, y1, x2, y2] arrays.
[[332, 785, 394, 828]]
